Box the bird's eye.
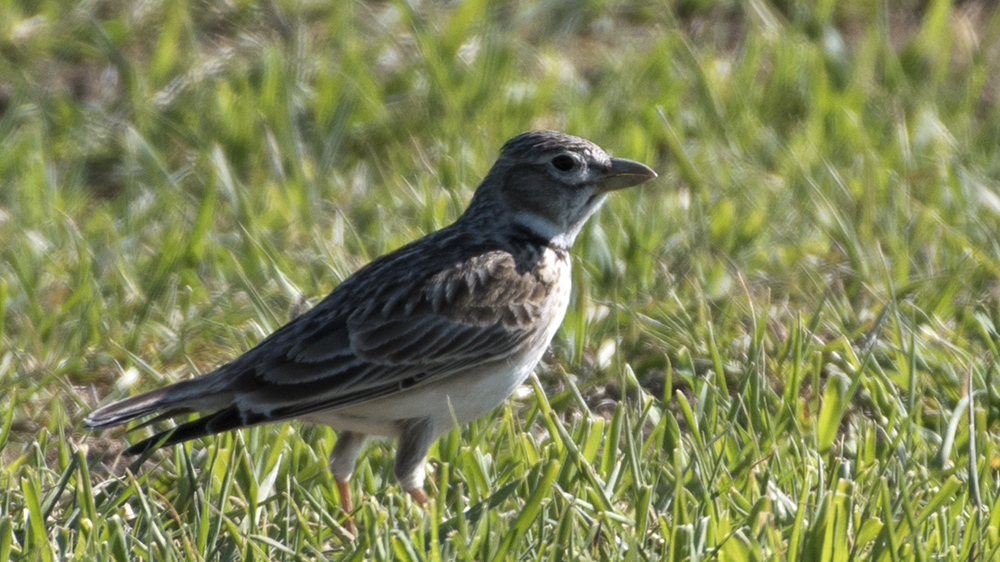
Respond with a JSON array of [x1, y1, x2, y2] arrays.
[[551, 154, 578, 172]]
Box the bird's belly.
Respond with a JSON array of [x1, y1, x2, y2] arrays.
[[303, 349, 545, 437]]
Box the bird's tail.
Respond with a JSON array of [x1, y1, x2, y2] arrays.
[[85, 375, 231, 427], [121, 406, 248, 455], [84, 373, 245, 456]]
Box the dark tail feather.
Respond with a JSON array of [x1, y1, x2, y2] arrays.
[[124, 406, 248, 455], [85, 387, 174, 428], [85, 376, 229, 429], [126, 408, 196, 433]]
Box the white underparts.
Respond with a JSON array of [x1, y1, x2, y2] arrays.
[[512, 211, 576, 249], [513, 211, 561, 238]]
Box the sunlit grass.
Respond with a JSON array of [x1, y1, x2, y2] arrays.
[[3, 0, 1000, 559]]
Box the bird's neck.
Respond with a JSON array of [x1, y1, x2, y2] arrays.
[[509, 211, 575, 252]]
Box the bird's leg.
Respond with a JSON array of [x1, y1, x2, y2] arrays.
[[334, 477, 357, 535], [395, 418, 436, 507], [406, 486, 429, 506], [336, 477, 353, 512], [329, 431, 366, 534]]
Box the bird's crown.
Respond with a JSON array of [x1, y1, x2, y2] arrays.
[[499, 130, 605, 160]]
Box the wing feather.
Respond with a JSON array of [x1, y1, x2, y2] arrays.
[[219, 247, 557, 419]]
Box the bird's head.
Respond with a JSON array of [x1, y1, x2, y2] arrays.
[[464, 130, 657, 248]]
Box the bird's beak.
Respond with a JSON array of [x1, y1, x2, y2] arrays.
[[598, 158, 658, 193]]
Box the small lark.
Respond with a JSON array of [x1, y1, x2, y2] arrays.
[[86, 130, 656, 519]]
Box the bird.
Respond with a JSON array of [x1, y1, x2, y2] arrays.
[[85, 130, 657, 525]]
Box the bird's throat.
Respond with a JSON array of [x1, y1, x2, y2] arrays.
[[510, 211, 575, 251]]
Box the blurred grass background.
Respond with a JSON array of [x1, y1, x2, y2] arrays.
[[3, 0, 1000, 559]]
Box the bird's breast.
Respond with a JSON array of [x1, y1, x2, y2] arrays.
[[418, 243, 571, 328]]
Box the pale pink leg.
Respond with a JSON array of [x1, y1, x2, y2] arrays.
[[407, 486, 428, 506], [336, 477, 356, 534], [329, 431, 366, 535]]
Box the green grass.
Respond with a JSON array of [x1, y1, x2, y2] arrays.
[[3, 0, 1000, 559]]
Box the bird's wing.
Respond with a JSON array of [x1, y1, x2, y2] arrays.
[[223, 248, 554, 420]]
